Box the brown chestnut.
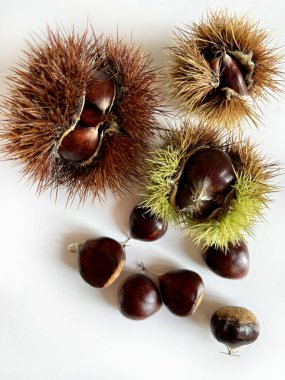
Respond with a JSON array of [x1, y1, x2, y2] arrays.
[[78, 237, 125, 288], [118, 273, 162, 320], [129, 205, 168, 242], [85, 71, 116, 113], [221, 53, 248, 97], [58, 124, 102, 163], [174, 147, 236, 220], [79, 104, 103, 128], [202, 241, 249, 279], [210, 306, 260, 355], [159, 269, 204, 316]]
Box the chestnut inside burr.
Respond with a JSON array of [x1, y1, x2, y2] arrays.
[[58, 123, 104, 163], [207, 50, 254, 99], [57, 70, 118, 165], [159, 269, 204, 316], [172, 147, 236, 221], [85, 71, 116, 114]]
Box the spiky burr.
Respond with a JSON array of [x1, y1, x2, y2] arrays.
[[141, 121, 279, 250], [168, 10, 283, 129], [0, 27, 161, 203]]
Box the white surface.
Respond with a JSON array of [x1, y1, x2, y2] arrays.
[[1, 0, 285, 379]]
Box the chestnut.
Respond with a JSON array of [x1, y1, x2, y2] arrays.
[[159, 269, 204, 316], [85, 71, 116, 114], [118, 273, 162, 320], [210, 306, 260, 355], [220, 52, 248, 97], [56, 70, 117, 166], [174, 147, 236, 220], [79, 104, 103, 128], [129, 205, 168, 242], [202, 241, 249, 279], [58, 124, 102, 163], [78, 237, 125, 288]]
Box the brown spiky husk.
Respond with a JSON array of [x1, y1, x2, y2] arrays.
[[0, 27, 160, 203], [168, 10, 283, 129]]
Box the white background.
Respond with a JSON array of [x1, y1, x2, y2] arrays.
[[1, 0, 285, 379]]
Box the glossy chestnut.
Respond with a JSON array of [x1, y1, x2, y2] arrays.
[[159, 269, 204, 316], [78, 237, 125, 288], [118, 273, 162, 320], [58, 124, 102, 163], [210, 306, 260, 354], [129, 205, 168, 242], [203, 241, 249, 279], [85, 71, 116, 113], [175, 147, 236, 220], [79, 104, 103, 128], [221, 53, 248, 97]]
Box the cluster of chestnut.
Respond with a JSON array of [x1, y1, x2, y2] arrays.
[[57, 71, 117, 165], [69, 204, 259, 355]]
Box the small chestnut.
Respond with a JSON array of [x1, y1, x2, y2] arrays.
[[210, 306, 260, 355], [118, 273, 162, 320], [129, 205, 168, 242], [159, 269, 204, 316], [85, 71, 116, 114], [220, 52, 248, 97], [202, 241, 249, 279], [78, 237, 125, 288], [58, 124, 102, 163]]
